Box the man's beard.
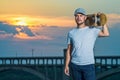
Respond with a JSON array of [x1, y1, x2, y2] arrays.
[[77, 22, 85, 26]]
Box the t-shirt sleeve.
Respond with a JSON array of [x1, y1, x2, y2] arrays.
[[67, 32, 71, 44]]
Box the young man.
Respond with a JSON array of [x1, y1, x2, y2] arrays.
[[64, 8, 109, 80]]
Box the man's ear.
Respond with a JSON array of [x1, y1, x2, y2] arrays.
[[84, 15, 87, 20]]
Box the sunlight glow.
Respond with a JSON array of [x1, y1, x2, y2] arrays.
[[16, 20, 27, 26], [0, 15, 75, 27], [12, 17, 29, 26]]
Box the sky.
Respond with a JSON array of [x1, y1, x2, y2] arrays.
[[0, 0, 120, 57]]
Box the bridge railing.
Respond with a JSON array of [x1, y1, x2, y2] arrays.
[[0, 57, 64, 65], [95, 56, 120, 73]]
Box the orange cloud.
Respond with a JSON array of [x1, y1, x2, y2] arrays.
[[0, 25, 52, 40], [16, 27, 23, 32], [1, 13, 120, 41], [107, 14, 120, 27], [15, 26, 53, 40], [0, 33, 13, 39], [1, 14, 120, 28], [14, 32, 52, 40], [0, 14, 75, 27]]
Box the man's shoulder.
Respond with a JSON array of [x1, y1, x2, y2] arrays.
[[69, 28, 76, 33], [68, 28, 77, 35], [88, 26, 101, 30]]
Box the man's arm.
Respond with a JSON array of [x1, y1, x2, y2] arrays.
[[99, 24, 109, 37], [64, 44, 72, 76]]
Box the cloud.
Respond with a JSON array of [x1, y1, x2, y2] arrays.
[[14, 32, 52, 40], [0, 22, 53, 40], [107, 13, 120, 27], [0, 30, 13, 39], [0, 33, 13, 39], [0, 14, 120, 28], [0, 14, 75, 27], [1, 13, 120, 41]]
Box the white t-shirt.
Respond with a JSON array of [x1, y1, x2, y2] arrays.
[[67, 26, 100, 65]]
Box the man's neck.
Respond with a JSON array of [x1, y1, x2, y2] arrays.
[[77, 23, 86, 28]]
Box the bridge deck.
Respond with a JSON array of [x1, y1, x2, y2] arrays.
[[0, 56, 120, 80]]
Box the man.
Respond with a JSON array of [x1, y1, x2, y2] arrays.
[[64, 8, 109, 80]]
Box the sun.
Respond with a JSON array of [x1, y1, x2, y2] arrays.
[[12, 17, 29, 26], [16, 20, 27, 26]]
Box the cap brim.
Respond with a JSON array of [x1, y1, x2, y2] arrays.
[[74, 12, 86, 16]]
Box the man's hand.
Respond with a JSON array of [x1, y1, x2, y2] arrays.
[[64, 66, 70, 76], [99, 24, 109, 37]]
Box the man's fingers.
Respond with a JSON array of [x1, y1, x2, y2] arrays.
[[64, 69, 70, 76]]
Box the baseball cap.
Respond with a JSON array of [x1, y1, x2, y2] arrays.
[[74, 8, 86, 16]]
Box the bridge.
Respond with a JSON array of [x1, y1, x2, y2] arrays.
[[0, 56, 64, 80], [95, 56, 120, 80], [0, 55, 120, 80]]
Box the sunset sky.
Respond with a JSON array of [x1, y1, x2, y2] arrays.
[[0, 0, 120, 57]]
